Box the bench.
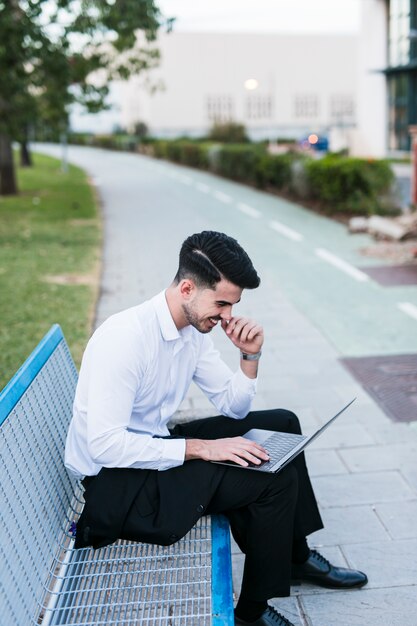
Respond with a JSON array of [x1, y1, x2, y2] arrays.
[[0, 324, 234, 625]]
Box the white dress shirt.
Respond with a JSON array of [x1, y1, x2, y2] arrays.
[[65, 290, 257, 477]]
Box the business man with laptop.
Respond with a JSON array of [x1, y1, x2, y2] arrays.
[[65, 231, 367, 626]]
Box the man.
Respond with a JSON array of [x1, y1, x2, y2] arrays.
[[65, 230, 367, 626]]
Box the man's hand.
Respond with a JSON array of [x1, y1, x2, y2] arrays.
[[221, 317, 264, 355], [185, 437, 270, 467]]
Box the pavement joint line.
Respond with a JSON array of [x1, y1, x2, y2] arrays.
[[397, 301, 417, 321], [315, 247, 370, 282], [195, 182, 211, 193], [236, 202, 261, 219], [269, 219, 304, 242], [212, 190, 233, 204], [295, 596, 312, 626]]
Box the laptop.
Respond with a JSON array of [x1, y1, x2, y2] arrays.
[[212, 398, 356, 473]]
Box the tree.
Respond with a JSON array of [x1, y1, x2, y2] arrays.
[[0, 0, 170, 195]]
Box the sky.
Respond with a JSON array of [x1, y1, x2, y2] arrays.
[[157, 0, 361, 34]]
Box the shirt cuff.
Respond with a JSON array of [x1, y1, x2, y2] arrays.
[[158, 437, 186, 471], [235, 366, 258, 394]]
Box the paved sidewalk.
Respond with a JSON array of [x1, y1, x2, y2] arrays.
[[36, 144, 417, 626]]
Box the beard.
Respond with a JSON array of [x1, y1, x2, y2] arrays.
[[181, 302, 219, 334]]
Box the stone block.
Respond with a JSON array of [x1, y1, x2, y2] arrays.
[[368, 215, 408, 240], [374, 500, 417, 539], [312, 423, 376, 450], [309, 505, 389, 546], [312, 471, 414, 507], [304, 449, 347, 477], [338, 442, 417, 474], [301, 586, 417, 626], [344, 539, 417, 588]]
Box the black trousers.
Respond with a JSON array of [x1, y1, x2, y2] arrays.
[[171, 409, 323, 600], [81, 409, 323, 601]]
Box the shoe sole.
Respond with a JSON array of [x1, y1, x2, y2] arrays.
[[290, 578, 368, 589]]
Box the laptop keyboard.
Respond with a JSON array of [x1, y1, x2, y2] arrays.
[[265, 432, 304, 457], [249, 432, 305, 468]]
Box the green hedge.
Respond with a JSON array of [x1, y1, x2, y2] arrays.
[[255, 153, 300, 190], [213, 144, 265, 184], [152, 140, 210, 168], [305, 156, 395, 213], [68, 133, 398, 215]]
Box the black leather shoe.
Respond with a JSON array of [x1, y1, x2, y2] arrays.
[[291, 549, 368, 589], [235, 605, 295, 626]]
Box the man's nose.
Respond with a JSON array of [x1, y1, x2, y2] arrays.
[[220, 308, 232, 321]]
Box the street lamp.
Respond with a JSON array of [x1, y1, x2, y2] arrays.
[[244, 78, 259, 91]]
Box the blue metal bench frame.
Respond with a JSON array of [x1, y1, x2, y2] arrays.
[[0, 324, 234, 625]]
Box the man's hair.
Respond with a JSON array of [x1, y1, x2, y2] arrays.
[[174, 231, 260, 290]]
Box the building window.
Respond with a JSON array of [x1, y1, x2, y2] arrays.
[[386, 0, 417, 150], [206, 95, 235, 122], [388, 73, 413, 150], [388, 0, 411, 67], [294, 95, 319, 118], [245, 95, 273, 120], [330, 95, 355, 122]]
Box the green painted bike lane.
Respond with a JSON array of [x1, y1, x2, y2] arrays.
[[155, 160, 417, 358]]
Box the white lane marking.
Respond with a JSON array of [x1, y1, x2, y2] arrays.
[[213, 190, 233, 204], [398, 302, 417, 321], [269, 220, 304, 242], [177, 174, 193, 185], [315, 248, 369, 282], [236, 202, 261, 219], [195, 182, 211, 193]]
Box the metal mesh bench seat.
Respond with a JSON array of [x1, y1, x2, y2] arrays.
[[0, 325, 234, 626]]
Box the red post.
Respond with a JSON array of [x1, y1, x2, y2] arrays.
[[409, 125, 417, 206]]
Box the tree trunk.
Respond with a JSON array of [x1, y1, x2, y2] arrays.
[[20, 139, 32, 167], [0, 133, 18, 195]]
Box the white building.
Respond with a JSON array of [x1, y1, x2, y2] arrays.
[[121, 32, 358, 148], [352, 0, 388, 157]]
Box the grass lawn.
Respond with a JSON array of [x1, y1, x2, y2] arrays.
[[0, 152, 101, 390]]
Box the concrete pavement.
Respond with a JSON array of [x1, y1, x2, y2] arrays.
[[36, 144, 417, 626]]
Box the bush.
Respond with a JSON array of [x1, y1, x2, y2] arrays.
[[68, 133, 93, 146], [213, 144, 264, 184], [165, 141, 183, 162], [305, 155, 395, 214], [177, 142, 210, 168], [255, 153, 299, 190], [151, 140, 209, 168], [152, 140, 169, 158], [208, 122, 249, 143]]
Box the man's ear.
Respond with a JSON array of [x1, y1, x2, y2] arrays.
[[179, 279, 196, 301]]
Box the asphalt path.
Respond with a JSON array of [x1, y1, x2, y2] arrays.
[[35, 143, 417, 358]]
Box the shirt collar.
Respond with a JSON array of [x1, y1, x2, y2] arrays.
[[153, 290, 182, 342]]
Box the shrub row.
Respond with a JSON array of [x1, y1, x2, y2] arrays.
[[70, 133, 397, 215], [148, 140, 396, 214], [306, 155, 395, 214]]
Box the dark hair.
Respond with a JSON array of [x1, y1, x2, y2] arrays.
[[174, 231, 260, 289]]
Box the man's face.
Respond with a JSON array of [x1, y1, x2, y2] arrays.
[[182, 278, 242, 334]]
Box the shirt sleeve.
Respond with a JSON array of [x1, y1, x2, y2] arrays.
[[85, 326, 186, 471], [192, 336, 257, 419]]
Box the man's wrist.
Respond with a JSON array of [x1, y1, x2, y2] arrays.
[[240, 350, 262, 361]]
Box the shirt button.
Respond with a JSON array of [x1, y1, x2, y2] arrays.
[[197, 504, 204, 513], [169, 533, 178, 541]]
